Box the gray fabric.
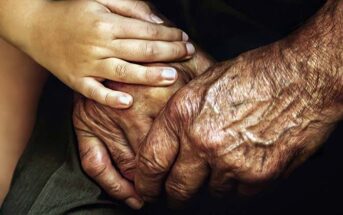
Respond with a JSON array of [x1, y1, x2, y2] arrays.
[[2, 79, 133, 215]]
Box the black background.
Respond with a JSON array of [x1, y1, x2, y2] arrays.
[[140, 0, 343, 214]]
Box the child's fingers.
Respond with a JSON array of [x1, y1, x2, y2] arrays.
[[77, 77, 133, 109], [94, 58, 178, 86], [110, 40, 195, 62], [113, 15, 188, 42], [96, 0, 163, 24]]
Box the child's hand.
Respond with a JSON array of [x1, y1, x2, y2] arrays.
[[25, 0, 195, 108]]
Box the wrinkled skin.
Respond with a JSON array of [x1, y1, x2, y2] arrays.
[[74, 0, 343, 210], [135, 0, 343, 206], [73, 49, 213, 208]]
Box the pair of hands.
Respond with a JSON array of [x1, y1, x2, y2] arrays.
[[73, 0, 343, 211], [73, 43, 214, 209]]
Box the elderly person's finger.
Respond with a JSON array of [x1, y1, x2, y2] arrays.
[[164, 150, 208, 208], [135, 114, 179, 202], [208, 169, 237, 197], [75, 129, 143, 209], [74, 96, 137, 180], [95, 0, 164, 24]]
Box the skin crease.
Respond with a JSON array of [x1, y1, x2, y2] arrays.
[[134, 0, 343, 206], [73, 49, 214, 209], [73, 0, 343, 210], [0, 0, 193, 207], [0, 0, 194, 109]]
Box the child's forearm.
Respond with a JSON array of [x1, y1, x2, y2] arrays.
[[0, 0, 46, 50], [0, 38, 47, 205]]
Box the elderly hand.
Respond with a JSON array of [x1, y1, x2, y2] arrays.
[[135, 1, 343, 206], [73, 49, 213, 209]]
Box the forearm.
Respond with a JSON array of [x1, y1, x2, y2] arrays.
[[0, 39, 47, 205], [280, 0, 343, 112], [208, 0, 342, 120], [0, 0, 46, 51]]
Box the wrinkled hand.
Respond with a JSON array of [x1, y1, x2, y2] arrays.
[[73, 50, 213, 209], [135, 41, 343, 206]]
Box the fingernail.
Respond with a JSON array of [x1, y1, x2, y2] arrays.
[[186, 42, 195, 55], [150, 14, 164, 24], [161, 68, 177, 80], [125, 197, 144, 210], [118, 95, 132, 106], [182, 32, 189, 41]]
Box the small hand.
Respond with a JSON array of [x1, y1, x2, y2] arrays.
[[27, 0, 194, 108]]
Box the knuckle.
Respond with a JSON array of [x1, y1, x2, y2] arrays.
[[93, 20, 109, 35], [143, 42, 157, 58], [143, 68, 154, 82], [86, 85, 98, 100], [81, 146, 107, 177], [111, 150, 136, 176], [189, 123, 224, 154], [171, 45, 183, 57], [165, 181, 192, 201], [108, 183, 122, 194], [114, 63, 128, 80], [138, 155, 167, 176], [145, 23, 159, 38], [165, 87, 195, 121], [119, 162, 136, 180]]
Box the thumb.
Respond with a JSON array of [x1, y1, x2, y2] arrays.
[[135, 113, 179, 202]]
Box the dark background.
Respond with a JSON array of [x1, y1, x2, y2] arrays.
[[2, 0, 342, 214], [141, 0, 343, 214]]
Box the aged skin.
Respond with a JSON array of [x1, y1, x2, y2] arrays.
[[134, 0, 343, 206], [73, 49, 213, 209], [74, 0, 342, 210]]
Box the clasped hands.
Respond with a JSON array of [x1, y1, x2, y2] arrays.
[[73, 0, 343, 211]]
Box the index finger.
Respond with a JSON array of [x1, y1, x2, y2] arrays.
[[96, 0, 164, 24], [111, 14, 188, 42]]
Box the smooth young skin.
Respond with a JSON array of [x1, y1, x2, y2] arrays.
[[0, 38, 47, 205], [135, 0, 343, 206], [0, 0, 195, 108]]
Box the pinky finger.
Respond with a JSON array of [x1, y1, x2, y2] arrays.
[[77, 77, 133, 109]]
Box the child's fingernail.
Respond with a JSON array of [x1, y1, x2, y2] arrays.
[[161, 68, 177, 80], [186, 42, 196, 55], [150, 14, 164, 24], [125, 197, 144, 210], [118, 95, 132, 106], [182, 32, 189, 41]]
